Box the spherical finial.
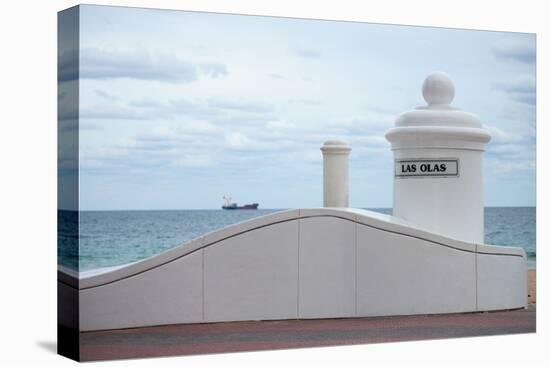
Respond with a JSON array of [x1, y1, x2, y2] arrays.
[[422, 72, 455, 105]]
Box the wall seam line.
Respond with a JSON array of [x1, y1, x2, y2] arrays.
[[201, 247, 205, 322], [297, 210, 301, 319], [355, 218, 358, 317], [475, 244, 478, 311]]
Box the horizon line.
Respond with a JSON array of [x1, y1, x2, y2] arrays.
[[60, 205, 536, 212]]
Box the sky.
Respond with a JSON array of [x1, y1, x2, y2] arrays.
[[59, 5, 536, 210]]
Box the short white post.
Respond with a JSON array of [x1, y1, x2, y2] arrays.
[[385, 72, 491, 243], [320, 140, 351, 207]]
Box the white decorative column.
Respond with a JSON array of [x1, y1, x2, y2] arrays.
[[385, 72, 491, 243], [320, 140, 351, 208]]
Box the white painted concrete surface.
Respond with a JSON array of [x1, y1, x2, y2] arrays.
[[356, 225, 476, 316], [299, 216, 356, 318], [58, 208, 527, 331], [476, 245, 528, 311], [386, 72, 491, 243], [80, 250, 203, 331], [321, 140, 351, 208], [204, 221, 299, 322]]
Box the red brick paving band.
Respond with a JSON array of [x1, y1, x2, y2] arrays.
[[79, 306, 535, 361]]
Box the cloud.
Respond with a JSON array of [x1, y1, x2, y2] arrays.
[[58, 103, 78, 121], [493, 76, 535, 94], [58, 118, 78, 133], [80, 95, 278, 124], [210, 113, 278, 126], [485, 125, 524, 145], [58, 80, 78, 121], [78, 91, 534, 183], [287, 98, 322, 106], [225, 132, 251, 149], [59, 48, 230, 83], [208, 98, 274, 113], [492, 75, 536, 106], [80, 126, 223, 173], [58, 49, 79, 82], [293, 47, 322, 59], [492, 39, 536, 64], [486, 159, 535, 175], [80, 48, 198, 82], [269, 73, 286, 80], [175, 155, 214, 167], [510, 93, 536, 105], [333, 111, 396, 135], [95, 89, 119, 101], [80, 122, 101, 130], [484, 123, 535, 176], [169, 99, 218, 118], [121, 140, 180, 152], [128, 98, 164, 109], [199, 63, 228, 78], [176, 121, 220, 135], [80, 104, 163, 120], [80, 116, 318, 174]]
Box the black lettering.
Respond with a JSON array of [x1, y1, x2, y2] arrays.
[[401, 164, 417, 173], [398, 161, 454, 176]]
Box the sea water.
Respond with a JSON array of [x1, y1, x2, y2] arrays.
[[58, 207, 536, 272]]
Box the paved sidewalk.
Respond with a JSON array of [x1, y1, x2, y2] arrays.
[[80, 306, 536, 361]]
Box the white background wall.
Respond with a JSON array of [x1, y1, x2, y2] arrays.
[[0, 1, 547, 367], [76, 210, 525, 331]]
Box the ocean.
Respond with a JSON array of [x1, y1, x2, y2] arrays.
[[58, 207, 536, 272]]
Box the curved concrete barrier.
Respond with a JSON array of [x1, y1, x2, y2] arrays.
[[58, 208, 526, 331]]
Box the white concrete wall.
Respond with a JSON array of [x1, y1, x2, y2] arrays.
[[80, 251, 203, 331], [357, 226, 476, 316], [476, 244, 528, 311], [62, 208, 527, 331], [299, 216, 356, 318], [204, 221, 299, 322], [392, 148, 485, 243]]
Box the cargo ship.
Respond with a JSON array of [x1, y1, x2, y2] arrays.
[[222, 196, 259, 210]]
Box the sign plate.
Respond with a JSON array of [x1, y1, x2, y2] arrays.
[[395, 158, 459, 178]]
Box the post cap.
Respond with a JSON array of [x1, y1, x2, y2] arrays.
[[385, 72, 491, 149], [320, 140, 351, 154]]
